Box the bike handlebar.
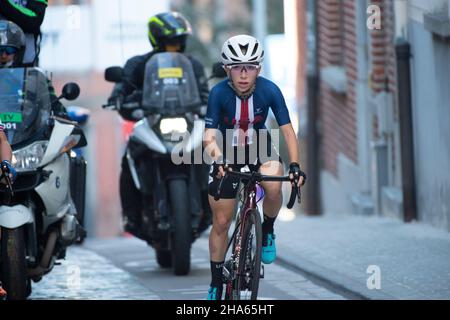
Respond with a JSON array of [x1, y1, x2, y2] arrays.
[[102, 101, 140, 110], [214, 170, 301, 209]]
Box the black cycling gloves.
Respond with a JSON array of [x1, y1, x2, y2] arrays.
[[288, 162, 306, 187]]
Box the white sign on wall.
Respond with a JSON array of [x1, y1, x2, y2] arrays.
[[91, 0, 169, 70], [39, 5, 93, 71], [40, 0, 169, 71], [265, 34, 299, 133]]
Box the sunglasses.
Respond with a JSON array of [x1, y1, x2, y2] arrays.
[[0, 46, 18, 55], [226, 64, 260, 73]]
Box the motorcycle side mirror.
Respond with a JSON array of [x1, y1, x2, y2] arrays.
[[105, 66, 124, 83], [61, 82, 80, 101], [210, 62, 227, 79]]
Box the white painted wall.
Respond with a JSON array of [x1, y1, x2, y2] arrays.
[[394, 0, 409, 38], [40, 0, 170, 71], [407, 0, 448, 24], [406, 0, 450, 230]]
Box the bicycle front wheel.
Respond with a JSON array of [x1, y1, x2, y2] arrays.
[[236, 209, 262, 300]]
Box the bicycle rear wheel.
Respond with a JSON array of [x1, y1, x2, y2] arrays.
[[236, 209, 262, 300]]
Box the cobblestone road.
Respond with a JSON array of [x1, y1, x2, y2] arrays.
[[29, 235, 348, 300]]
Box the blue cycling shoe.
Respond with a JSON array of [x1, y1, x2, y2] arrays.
[[207, 286, 222, 300], [261, 233, 276, 264]]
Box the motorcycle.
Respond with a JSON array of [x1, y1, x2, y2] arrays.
[[104, 52, 211, 276], [0, 67, 87, 300]]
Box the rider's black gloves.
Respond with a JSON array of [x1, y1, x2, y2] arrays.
[[130, 109, 145, 121], [125, 90, 143, 103], [289, 162, 306, 187], [210, 155, 230, 179], [107, 95, 120, 106], [1, 160, 17, 183]]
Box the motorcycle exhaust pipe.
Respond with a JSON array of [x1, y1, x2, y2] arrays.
[[27, 231, 58, 279]]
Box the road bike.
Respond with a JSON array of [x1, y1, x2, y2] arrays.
[[214, 169, 300, 300]]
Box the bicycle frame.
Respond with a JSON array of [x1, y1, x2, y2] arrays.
[[222, 173, 262, 299], [234, 180, 257, 266], [216, 170, 300, 300]]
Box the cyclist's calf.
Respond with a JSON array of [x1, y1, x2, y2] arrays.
[[261, 184, 283, 218], [209, 198, 236, 260]]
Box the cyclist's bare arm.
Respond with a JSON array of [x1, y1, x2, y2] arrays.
[[279, 123, 299, 163], [0, 131, 12, 163], [204, 128, 223, 160], [0, 131, 13, 184], [279, 123, 304, 185], [204, 128, 229, 177]]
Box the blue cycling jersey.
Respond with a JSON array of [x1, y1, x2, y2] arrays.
[[205, 77, 291, 147]]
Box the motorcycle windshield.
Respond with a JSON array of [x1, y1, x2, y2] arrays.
[[141, 52, 201, 115], [0, 68, 51, 146]]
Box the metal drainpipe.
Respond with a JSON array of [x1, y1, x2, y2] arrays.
[[395, 39, 417, 223], [304, 0, 321, 215]]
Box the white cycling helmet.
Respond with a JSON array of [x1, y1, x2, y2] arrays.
[[221, 35, 264, 65]]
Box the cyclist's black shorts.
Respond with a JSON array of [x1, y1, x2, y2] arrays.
[[207, 142, 282, 200]]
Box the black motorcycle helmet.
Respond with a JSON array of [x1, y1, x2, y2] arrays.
[[147, 12, 192, 52], [0, 20, 26, 67]]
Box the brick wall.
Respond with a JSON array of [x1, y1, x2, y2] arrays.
[[369, 0, 397, 96], [368, 0, 398, 146], [318, 0, 358, 176], [317, 0, 398, 177], [296, 0, 307, 105]]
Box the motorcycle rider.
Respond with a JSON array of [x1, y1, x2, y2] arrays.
[[0, 21, 27, 182], [0, 122, 16, 181], [1, 16, 86, 299], [0, 24, 18, 296], [0, 0, 48, 66], [0, 19, 24, 68], [107, 11, 211, 237], [0, 20, 66, 116], [0, 19, 49, 299], [0, 119, 16, 300]]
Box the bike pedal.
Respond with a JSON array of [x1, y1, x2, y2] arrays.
[[260, 265, 265, 279]]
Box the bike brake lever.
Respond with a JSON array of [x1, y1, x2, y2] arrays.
[[287, 184, 297, 209]]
